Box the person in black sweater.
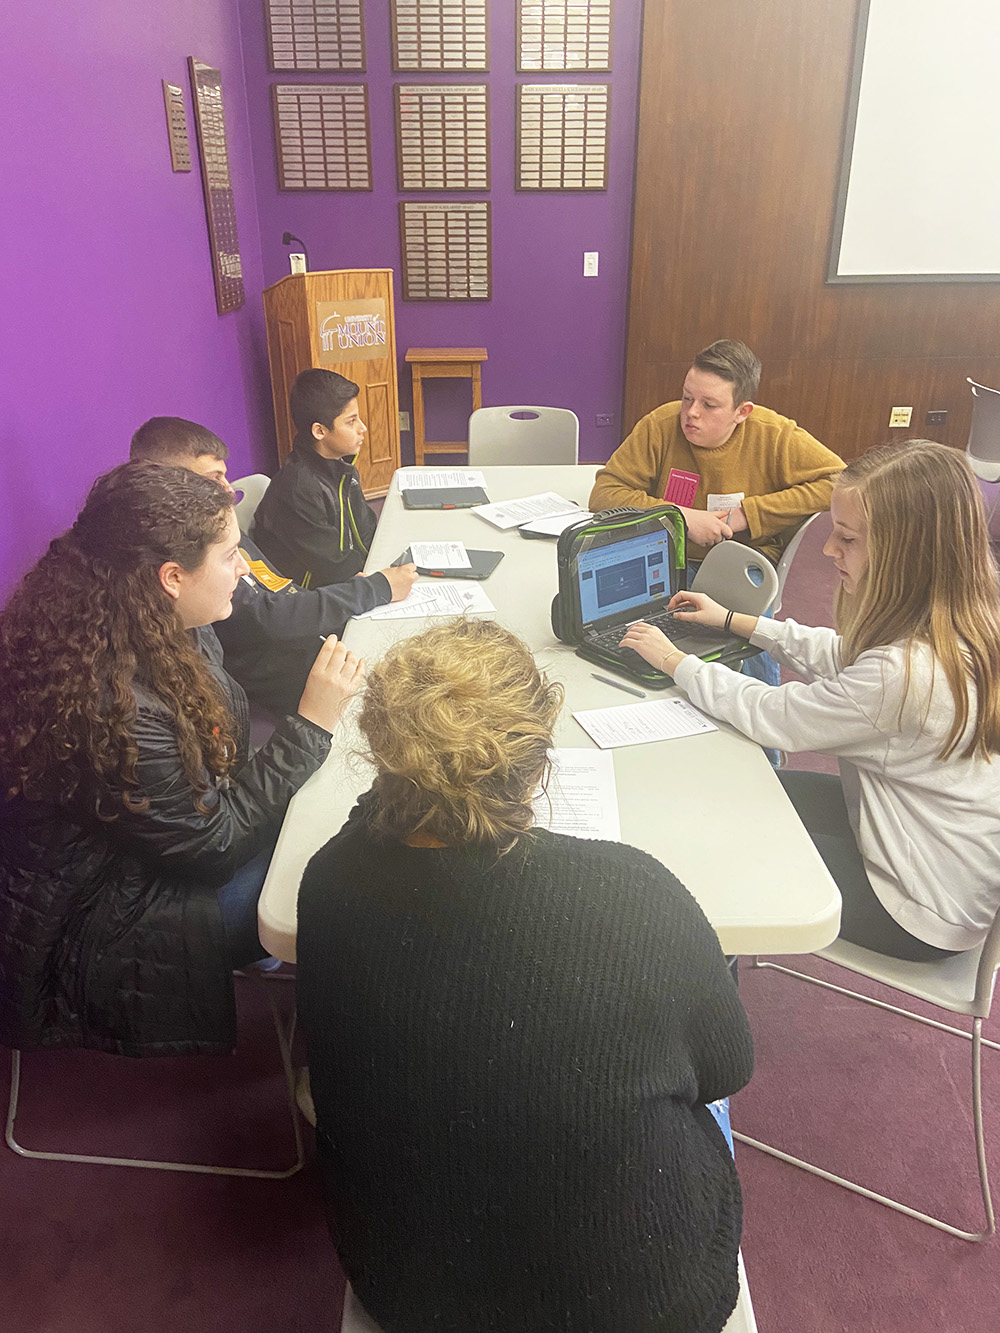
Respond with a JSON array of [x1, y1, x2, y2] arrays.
[[296, 619, 754, 1333], [252, 368, 390, 590], [129, 417, 415, 714]]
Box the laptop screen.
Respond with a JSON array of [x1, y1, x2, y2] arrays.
[[576, 527, 673, 627]]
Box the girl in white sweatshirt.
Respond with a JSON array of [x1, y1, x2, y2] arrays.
[[621, 439, 1000, 961]]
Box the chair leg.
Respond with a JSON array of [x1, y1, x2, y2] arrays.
[[735, 960, 996, 1241], [4, 977, 305, 1179]]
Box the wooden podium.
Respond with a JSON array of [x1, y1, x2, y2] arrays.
[[262, 269, 401, 497]]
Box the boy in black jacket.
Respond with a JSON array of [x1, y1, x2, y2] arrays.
[[129, 416, 416, 714], [252, 369, 384, 589]]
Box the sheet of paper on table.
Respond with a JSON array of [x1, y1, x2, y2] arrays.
[[409, 541, 472, 568], [573, 697, 717, 749], [532, 748, 621, 841], [472, 493, 581, 530], [356, 581, 496, 620], [518, 509, 594, 537], [397, 469, 487, 490]]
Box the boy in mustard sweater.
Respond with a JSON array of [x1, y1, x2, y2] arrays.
[[590, 340, 844, 565]]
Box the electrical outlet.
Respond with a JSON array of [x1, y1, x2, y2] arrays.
[[595, 413, 613, 428], [398, 411, 411, 432], [927, 409, 947, 426], [583, 251, 599, 277], [888, 406, 912, 428]]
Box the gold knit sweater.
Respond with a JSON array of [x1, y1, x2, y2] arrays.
[[590, 401, 845, 564]]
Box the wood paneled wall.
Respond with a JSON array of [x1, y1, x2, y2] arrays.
[[624, 0, 1000, 460]]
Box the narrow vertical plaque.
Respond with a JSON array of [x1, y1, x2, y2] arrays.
[[517, 0, 613, 72], [517, 83, 610, 191], [266, 0, 366, 71], [391, 0, 488, 72], [162, 80, 192, 171], [273, 84, 372, 189], [400, 201, 491, 300], [395, 84, 489, 190], [188, 58, 245, 313]]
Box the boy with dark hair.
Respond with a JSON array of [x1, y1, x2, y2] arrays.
[[129, 416, 415, 714], [590, 339, 844, 566], [251, 369, 383, 589]]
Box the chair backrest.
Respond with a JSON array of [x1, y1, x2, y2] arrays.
[[974, 900, 1000, 1017], [231, 474, 270, 530], [691, 541, 778, 616], [966, 379, 1000, 483], [771, 512, 823, 617], [467, 406, 579, 466], [341, 1285, 384, 1333]]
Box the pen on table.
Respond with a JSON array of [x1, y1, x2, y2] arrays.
[[590, 673, 646, 699]]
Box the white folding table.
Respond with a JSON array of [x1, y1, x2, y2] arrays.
[[259, 465, 840, 962]]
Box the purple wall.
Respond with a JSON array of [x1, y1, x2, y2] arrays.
[[0, 0, 270, 598], [2, 2, 643, 603], [238, 0, 643, 465]]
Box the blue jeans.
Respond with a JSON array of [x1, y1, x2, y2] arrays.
[[215, 843, 276, 968]]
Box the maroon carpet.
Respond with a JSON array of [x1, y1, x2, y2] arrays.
[[2, 516, 998, 1330]]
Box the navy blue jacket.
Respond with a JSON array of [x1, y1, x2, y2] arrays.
[[214, 531, 389, 715]]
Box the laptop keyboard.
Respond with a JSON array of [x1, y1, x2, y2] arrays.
[[589, 612, 723, 654]]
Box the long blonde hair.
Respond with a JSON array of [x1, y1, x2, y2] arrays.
[[835, 439, 1000, 759], [359, 619, 564, 852]]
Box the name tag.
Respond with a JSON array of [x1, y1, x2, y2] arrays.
[[241, 551, 293, 593], [707, 491, 744, 513]]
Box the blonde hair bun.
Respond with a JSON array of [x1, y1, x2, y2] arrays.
[[359, 619, 564, 850]]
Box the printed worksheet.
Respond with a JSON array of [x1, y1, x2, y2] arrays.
[[397, 469, 487, 490], [517, 509, 593, 538], [409, 541, 471, 568], [356, 581, 495, 620], [472, 493, 581, 530], [532, 749, 621, 841], [572, 697, 717, 749]]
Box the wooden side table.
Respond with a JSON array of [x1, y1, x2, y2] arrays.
[[405, 347, 488, 465]]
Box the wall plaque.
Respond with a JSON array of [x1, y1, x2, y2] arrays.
[[266, 0, 366, 71], [315, 298, 388, 364], [391, 0, 488, 71], [162, 80, 191, 171], [273, 83, 372, 190], [188, 58, 245, 313], [517, 0, 613, 71], [400, 201, 491, 300], [517, 83, 610, 190], [395, 84, 489, 191]]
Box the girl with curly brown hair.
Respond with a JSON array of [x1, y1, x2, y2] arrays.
[[296, 618, 753, 1333], [0, 462, 362, 1057]]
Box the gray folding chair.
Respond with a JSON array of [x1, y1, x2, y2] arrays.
[[691, 540, 779, 616], [5, 972, 304, 1179], [771, 512, 822, 617], [231, 473, 270, 530], [966, 378, 1000, 483], [467, 406, 579, 466], [734, 904, 1000, 1241]]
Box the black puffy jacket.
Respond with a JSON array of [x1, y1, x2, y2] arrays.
[[0, 628, 331, 1057]]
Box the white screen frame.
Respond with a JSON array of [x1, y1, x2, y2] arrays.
[[828, 0, 1000, 284]]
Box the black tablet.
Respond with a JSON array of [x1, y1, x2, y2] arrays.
[[394, 548, 504, 580], [401, 487, 489, 509]]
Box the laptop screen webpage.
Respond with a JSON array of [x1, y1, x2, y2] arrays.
[[576, 528, 673, 628]]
